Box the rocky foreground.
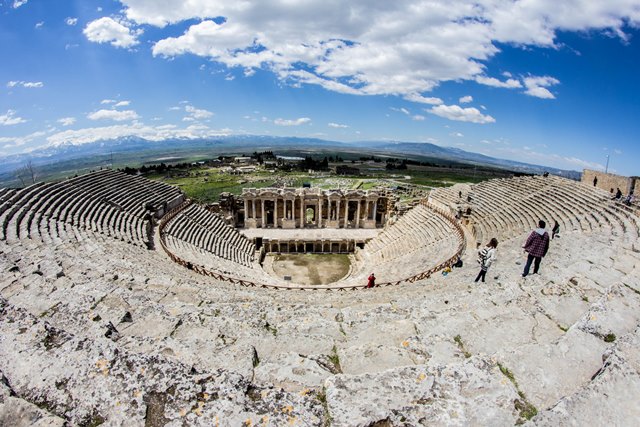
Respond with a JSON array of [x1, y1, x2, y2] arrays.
[[1, 220, 639, 426]]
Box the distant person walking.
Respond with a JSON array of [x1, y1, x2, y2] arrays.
[[522, 220, 550, 277], [367, 273, 376, 288], [552, 220, 560, 239], [593, 176, 598, 187], [475, 238, 498, 283]]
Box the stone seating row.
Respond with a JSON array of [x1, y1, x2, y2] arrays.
[[163, 203, 256, 268], [429, 175, 639, 245], [0, 170, 184, 248]]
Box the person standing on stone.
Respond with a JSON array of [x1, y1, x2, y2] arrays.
[[367, 273, 376, 288], [522, 220, 550, 277], [475, 238, 498, 283], [552, 220, 560, 239], [593, 176, 598, 187]]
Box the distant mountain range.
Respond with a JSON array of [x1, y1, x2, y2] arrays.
[[0, 135, 581, 184]]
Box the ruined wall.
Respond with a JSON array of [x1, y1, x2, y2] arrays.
[[582, 169, 636, 194]]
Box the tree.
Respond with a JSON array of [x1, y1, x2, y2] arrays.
[[14, 160, 37, 187]]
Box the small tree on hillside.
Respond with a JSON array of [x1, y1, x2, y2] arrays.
[[14, 160, 37, 187]]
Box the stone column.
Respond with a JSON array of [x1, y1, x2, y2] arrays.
[[244, 198, 248, 220], [364, 200, 370, 219], [261, 199, 265, 228], [300, 195, 304, 228], [356, 200, 361, 228], [344, 199, 349, 228], [372, 200, 377, 224], [252, 199, 256, 220], [336, 199, 341, 224], [274, 198, 278, 227], [318, 197, 322, 227]]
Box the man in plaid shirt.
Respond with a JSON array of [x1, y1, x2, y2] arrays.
[[522, 220, 550, 277]]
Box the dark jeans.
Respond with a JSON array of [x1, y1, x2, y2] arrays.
[[522, 254, 541, 277], [474, 269, 487, 282]]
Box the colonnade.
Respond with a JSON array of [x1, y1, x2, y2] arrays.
[[242, 188, 386, 229]]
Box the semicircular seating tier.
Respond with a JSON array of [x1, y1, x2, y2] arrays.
[[160, 202, 265, 283], [429, 175, 639, 247], [351, 203, 464, 285], [0, 170, 184, 248]]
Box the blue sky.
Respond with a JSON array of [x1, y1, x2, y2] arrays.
[[1, 1, 639, 175]]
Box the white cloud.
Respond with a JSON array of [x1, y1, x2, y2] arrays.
[[523, 76, 560, 99], [12, 0, 28, 8], [7, 81, 44, 88], [114, 100, 131, 107], [328, 122, 349, 128], [404, 94, 444, 105], [117, 0, 638, 101], [184, 105, 213, 120], [412, 115, 425, 121], [57, 117, 76, 126], [35, 21, 44, 29], [274, 117, 311, 126], [45, 123, 230, 148], [66, 17, 78, 26], [459, 95, 473, 104], [391, 107, 411, 116], [101, 99, 116, 104], [475, 76, 522, 89], [87, 109, 140, 121], [0, 131, 46, 149], [428, 104, 496, 124], [83, 17, 141, 48], [0, 110, 27, 126]]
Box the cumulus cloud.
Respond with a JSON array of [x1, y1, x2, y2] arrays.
[[57, 117, 76, 126], [114, 100, 131, 107], [184, 105, 213, 121], [7, 81, 44, 88], [475, 76, 522, 89], [328, 123, 349, 128], [83, 17, 141, 48], [113, 0, 638, 102], [0, 110, 27, 126], [459, 95, 473, 104], [87, 109, 140, 121], [403, 94, 443, 105], [523, 76, 560, 99], [66, 17, 78, 26], [12, 0, 28, 8], [274, 117, 311, 126], [428, 104, 496, 124]]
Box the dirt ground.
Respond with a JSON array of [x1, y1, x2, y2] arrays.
[[269, 253, 351, 285]]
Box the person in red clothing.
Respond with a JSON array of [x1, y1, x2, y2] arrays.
[[367, 273, 376, 288], [522, 220, 550, 277]]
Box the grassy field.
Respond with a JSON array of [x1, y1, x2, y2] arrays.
[[143, 161, 504, 203]]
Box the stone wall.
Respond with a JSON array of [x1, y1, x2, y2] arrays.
[[582, 169, 637, 195]]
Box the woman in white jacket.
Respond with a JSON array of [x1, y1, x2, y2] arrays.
[[475, 238, 498, 283]]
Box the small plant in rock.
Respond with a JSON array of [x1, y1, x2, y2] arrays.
[[328, 345, 342, 373], [603, 333, 616, 343], [454, 334, 472, 358], [264, 321, 277, 337], [498, 362, 538, 424]]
